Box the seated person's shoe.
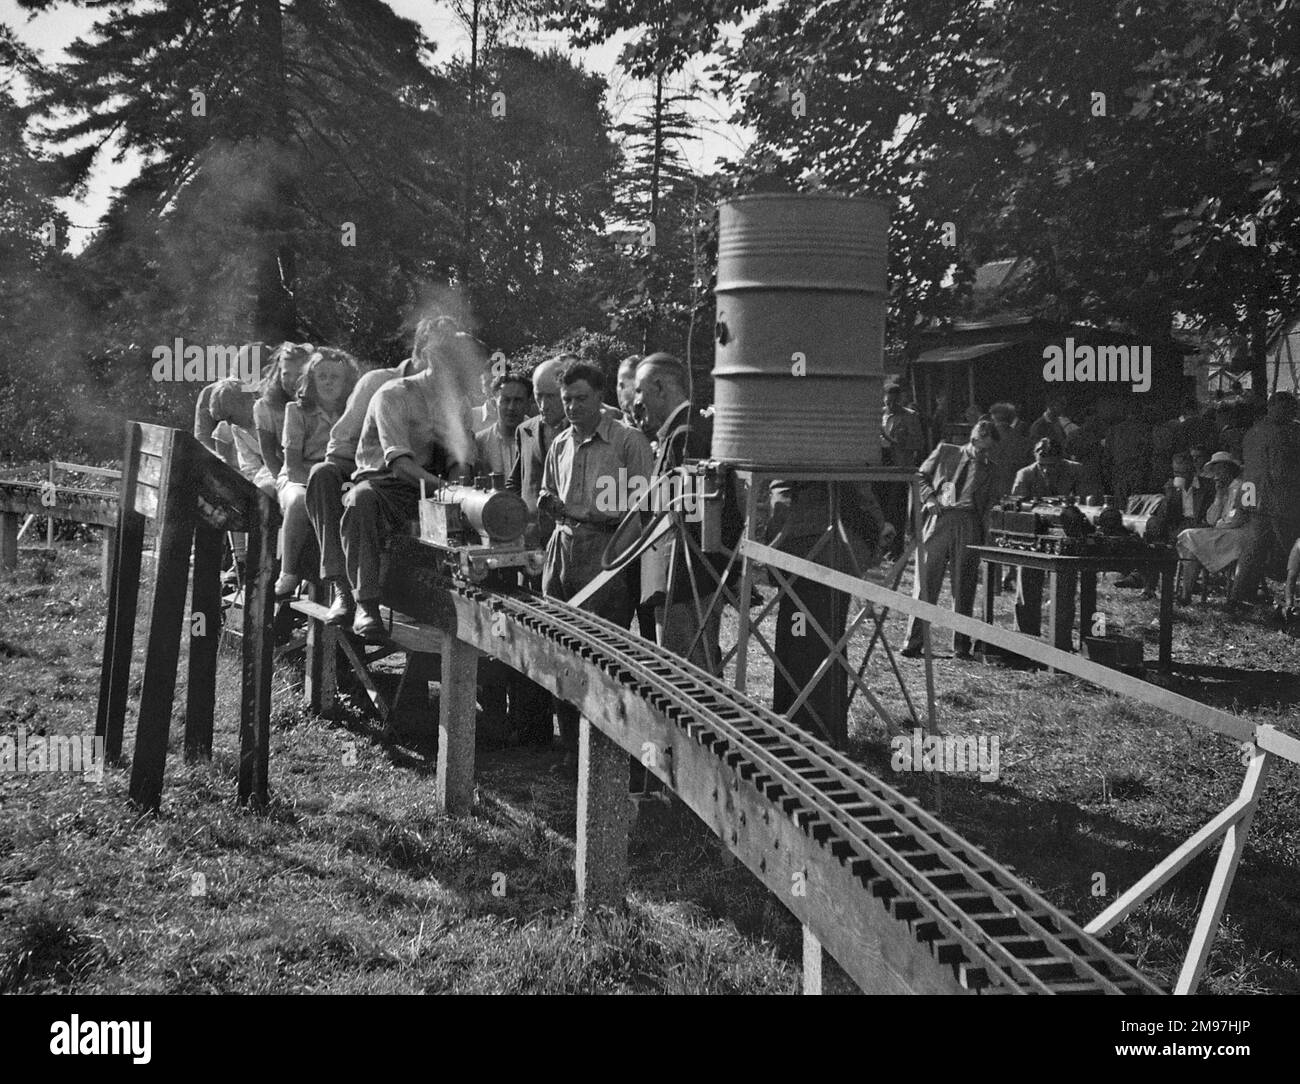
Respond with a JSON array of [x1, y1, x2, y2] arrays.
[[900, 643, 923, 658], [352, 600, 386, 641], [325, 579, 355, 626], [275, 573, 301, 600]]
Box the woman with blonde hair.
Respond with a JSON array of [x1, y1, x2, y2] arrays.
[[254, 341, 315, 481], [275, 347, 360, 598]]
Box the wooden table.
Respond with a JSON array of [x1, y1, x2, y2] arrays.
[[970, 545, 1178, 670]]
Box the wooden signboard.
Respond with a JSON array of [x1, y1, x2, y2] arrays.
[[96, 421, 280, 811]]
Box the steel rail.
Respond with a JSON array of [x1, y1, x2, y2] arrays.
[[492, 592, 1072, 992], [510, 596, 1110, 993], [589, 614, 1155, 994], [472, 587, 1159, 994]]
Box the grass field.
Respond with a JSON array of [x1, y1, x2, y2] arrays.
[[1, 539, 1297, 994]]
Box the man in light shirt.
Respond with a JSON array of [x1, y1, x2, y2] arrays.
[[339, 321, 471, 640], [473, 371, 529, 479], [539, 362, 653, 761]]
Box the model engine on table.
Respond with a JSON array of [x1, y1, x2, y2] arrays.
[[417, 479, 544, 583], [987, 497, 1171, 556]]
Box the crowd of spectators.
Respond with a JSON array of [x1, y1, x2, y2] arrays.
[[878, 383, 1300, 651]]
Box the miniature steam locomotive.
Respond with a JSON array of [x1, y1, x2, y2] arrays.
[[987, 497, 1171, 557], [417, 478, 543, 583]]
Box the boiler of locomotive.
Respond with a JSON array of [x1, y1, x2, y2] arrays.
[[422, 481, 530, 546]]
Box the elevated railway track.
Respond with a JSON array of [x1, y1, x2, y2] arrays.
[[358, 535, 1162, 995]]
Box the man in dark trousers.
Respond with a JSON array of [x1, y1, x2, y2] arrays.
[[340, 324, 471, 640], [879, 380, 926, 560], [1008, 437, 1081, 636], [539, 363, 653, 770], [902, 418, 998, 658], [634, 352, 742, 671], [474, 371, 552, 741]]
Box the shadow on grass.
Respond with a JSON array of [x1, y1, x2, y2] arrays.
[[1152, 662, 1300, 712], [849, 737, 1300, 993]]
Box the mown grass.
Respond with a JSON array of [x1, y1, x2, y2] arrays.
[[0, 542, 802, 994], [728, 559, 1300, 993], [2, 539, 1296, 994]]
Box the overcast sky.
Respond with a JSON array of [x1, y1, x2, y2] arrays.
[[1, 0, 749, 252]]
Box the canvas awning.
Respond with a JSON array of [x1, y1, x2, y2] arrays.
[[911, 341, 1014, 365]]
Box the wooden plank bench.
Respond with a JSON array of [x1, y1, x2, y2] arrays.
[[0, 479, 121, 590], [282, 589, 443, 734]]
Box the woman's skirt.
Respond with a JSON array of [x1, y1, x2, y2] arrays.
[[1176, 526, 1244, 573]]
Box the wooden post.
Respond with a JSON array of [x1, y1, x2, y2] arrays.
[[100, 527, 116, 593], [304, 581, 338, 715], [97, 424, 146, 762], [184, 524, 223, 762], [0, 511, 17, 572], [389, 650, 440, 736], [129, 433, 195, 810], [575, 716, 631, 913], [46, 459, 55, 548], [1079, 570, 1098, 641], [802, 925, 824, 995], [436, 634, 478, 814], [238, 505, 278, 808], [1158, 564, 1175, 670], [733, 475, 761, 694]]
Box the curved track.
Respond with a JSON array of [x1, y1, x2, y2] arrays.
[[462, 583, 1163, 995]]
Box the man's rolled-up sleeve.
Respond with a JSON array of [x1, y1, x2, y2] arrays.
[[373, 387, 415, 466]]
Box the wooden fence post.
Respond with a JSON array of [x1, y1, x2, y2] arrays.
[[96, 423, 146, 763], [0, 511, 17, 572], [129, 432, 195, 810], [238, 506, 277, 808], [185, 524, 223, 762]]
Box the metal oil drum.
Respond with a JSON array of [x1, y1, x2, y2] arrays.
[[711, 193, 889, 469]]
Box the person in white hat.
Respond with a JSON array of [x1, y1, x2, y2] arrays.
[[1175, 451, 1246, 603]]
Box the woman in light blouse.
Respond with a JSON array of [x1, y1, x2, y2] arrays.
[[1175, 452, 1246, 603], [275, 347, 360, 597], [254, 342, 315, 482]]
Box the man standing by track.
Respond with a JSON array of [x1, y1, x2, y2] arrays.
[[538, 362, 653, 768], [634, 352, 742, 673], [902, 418, 999, 659]]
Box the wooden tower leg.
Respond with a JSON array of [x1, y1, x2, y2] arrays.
[[184, 524, 223, 762], [436, 634, 478, 814], [575, 717, 631, 914]]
